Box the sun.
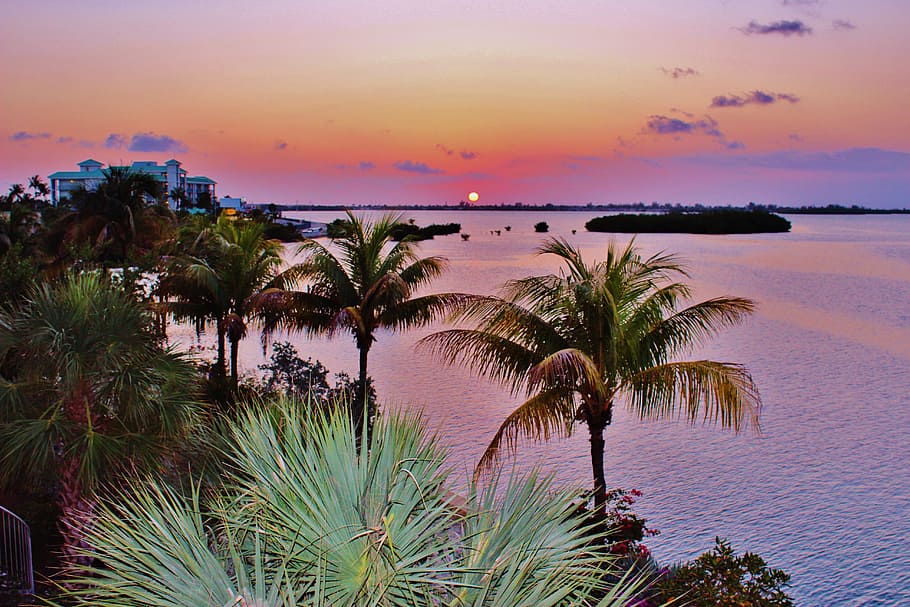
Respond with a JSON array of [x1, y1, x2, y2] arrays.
[[467, 191, 480, 203]]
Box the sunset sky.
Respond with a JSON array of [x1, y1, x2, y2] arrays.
[[2, 0, 908, 207]]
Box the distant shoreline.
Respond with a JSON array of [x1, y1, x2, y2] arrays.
[[251, 203, 910, 215]]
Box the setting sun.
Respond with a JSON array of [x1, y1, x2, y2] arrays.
[[467, 191, 479, 202]]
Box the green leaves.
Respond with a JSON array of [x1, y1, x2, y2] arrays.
[[53, 402, 644, 606], [423, 237, 760, 502]]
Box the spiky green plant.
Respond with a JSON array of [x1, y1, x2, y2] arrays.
[[421, 238, 761, 510], [52, 399, 648, 606]]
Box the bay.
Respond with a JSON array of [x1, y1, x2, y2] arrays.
[[171, 211, 910, 606]]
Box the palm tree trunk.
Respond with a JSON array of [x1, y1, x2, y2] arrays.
[[589, 423, 608, 514], [57, 460, 96, 578], [229, 337, 239, 391], [215, 318, 227, 380], [354, 344, 370, 439]]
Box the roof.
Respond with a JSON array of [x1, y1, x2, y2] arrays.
[[48, 170, 105, 180], [186, 176, 216, 184], [78, 159, 103, 166]]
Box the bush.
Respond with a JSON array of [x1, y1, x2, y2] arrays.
[[650, 537, 795, 607], [252, 341, 377, 415], [534, 221, 549, 233], [53, 402, 647, 606]]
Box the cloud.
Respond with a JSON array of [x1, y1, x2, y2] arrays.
[[643, 114, 742, 150], [435, 144, 454, 156], [56, 136, 73, 144], [660, 66, 701, 79], [105, 133, 126, 149], [740, 20, 813, 36], [832, 19, 856, 31], [789, 133, 803, 142], [685, 147, 910, 173], [645, 116, 697, 135], [710, 90, 800, 108], [275, 141, 288, 151], [335, 161, 376, 171], [127, 132, 188, 153], [460, 150, 478, 160], [9, 131, 51, 142], [782, 0, 819, 6], [393, 160, 444, 175]]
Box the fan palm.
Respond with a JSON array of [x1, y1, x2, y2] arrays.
[[157, 216, 284, 390], [421, 238, 760, 510], [251, 210, 454, 434], [0, 272, 201, 569], [53, 399, 646, 607]]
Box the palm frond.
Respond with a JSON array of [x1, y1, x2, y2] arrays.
[[475, 388, 576, 478], [638, 297, 756, 365], [418, 329, 542, 395], [625, 360, 761, 432], [529, 347, 607, 399]]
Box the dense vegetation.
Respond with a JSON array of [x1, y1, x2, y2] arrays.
[[0, 173, 792, 605], [389, 221, 461, 241], [585, 209, 791, 234]]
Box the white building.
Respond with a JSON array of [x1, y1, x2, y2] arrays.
[[48, 159, 216, 210]]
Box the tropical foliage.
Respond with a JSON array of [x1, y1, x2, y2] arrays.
[[650, 537, 795, 606], [52, 400, 646, 607], [43, 166, 173, 267], [251, 210, 454, 434], [0, 272, 201, 568], [251, 341, 376, 411], [422, 238, 760, 508], [156, 216, 284, 390]]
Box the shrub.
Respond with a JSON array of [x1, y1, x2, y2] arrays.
[[650, 537, 795, 606], [534, 221, 549, 233], [53, 402, 648, 606]]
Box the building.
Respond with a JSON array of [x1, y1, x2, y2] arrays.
[[48, 159, 216, 210]]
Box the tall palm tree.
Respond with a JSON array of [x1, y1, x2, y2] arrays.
[[157, 217, 284, 390], [251, 210, 453, 434], [0, 272, 201, 569], [421, 238, 760, 510]]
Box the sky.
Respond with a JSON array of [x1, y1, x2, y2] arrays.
[[2, 0, 908, 207]]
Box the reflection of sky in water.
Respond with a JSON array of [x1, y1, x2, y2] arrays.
[[187, 211, 910, 606]]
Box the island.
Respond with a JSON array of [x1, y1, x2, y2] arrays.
[[585, 209, 792, 234]]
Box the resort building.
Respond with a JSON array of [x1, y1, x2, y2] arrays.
[[48, 159, 216, 210]]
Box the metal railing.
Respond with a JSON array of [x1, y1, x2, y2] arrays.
[[0, 505, 33, 596]]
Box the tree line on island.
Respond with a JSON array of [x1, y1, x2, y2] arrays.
[[0, 170, 794, 606]]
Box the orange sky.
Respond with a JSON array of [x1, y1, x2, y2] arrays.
[[2, 0, 908, 206]]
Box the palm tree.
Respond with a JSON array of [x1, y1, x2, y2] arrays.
[[0, 272, 201, 569], [168, 186, 188, 210], [157, 217, 284, 390], [421, 238, 760, 510], [44, 166, 171, 265], [27, 174, 50, 200], [251, 210, 454, 434], [6, 183, 25, 205], [53, 400, 646, 606]]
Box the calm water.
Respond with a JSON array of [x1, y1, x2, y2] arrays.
[[177, 211, 910, 606]]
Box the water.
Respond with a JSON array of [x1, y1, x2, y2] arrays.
[[175, 211, 910, 605]]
